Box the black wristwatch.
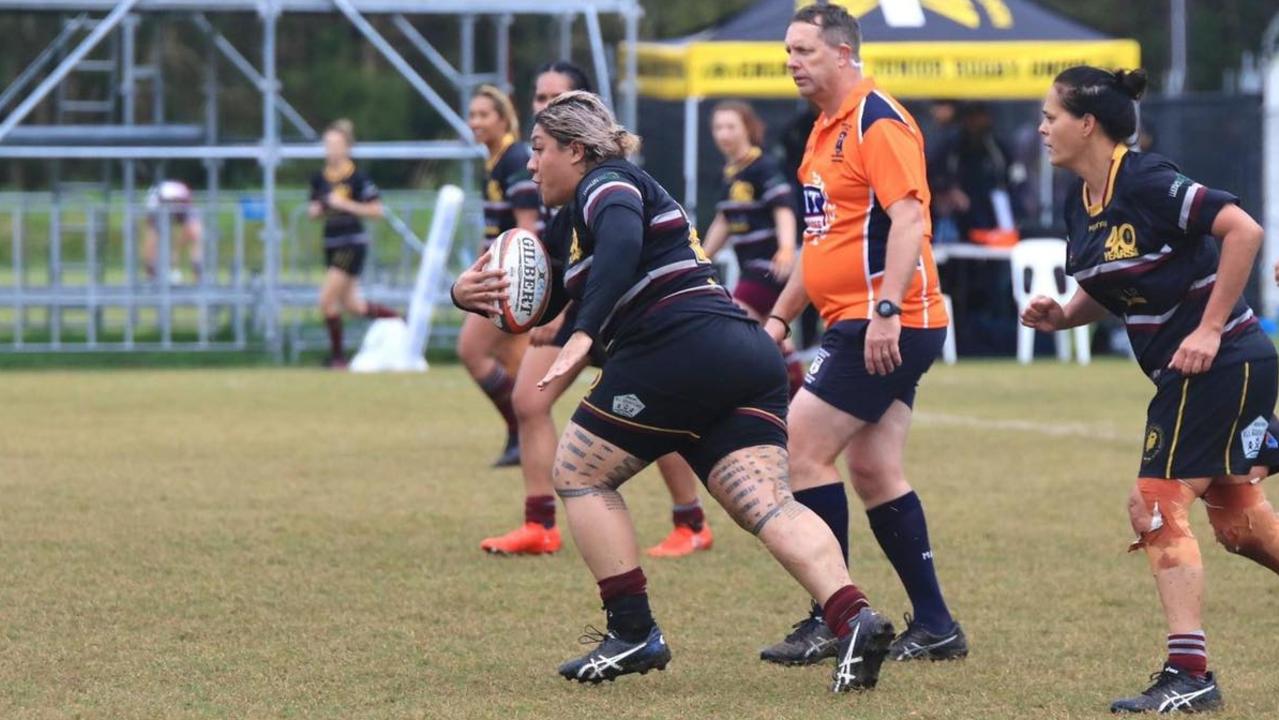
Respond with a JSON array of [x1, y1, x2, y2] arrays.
[[874, 299, 902, 319]]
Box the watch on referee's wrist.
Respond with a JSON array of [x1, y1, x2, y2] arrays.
[[874, 299, 902, 319], [767, 314, 792, 340]]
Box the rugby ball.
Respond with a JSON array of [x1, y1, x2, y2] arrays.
[[487, 228, 551, 334]]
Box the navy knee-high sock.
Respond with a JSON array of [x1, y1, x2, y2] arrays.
[[794, 483, 850, 567], [867, 491, 954, 633]]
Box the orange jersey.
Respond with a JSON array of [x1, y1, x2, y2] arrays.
[[799, 78, 947, 329]]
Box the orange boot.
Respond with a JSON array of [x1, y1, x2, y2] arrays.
[[646, 523, 713, 558], [480, 522, 562, 555]]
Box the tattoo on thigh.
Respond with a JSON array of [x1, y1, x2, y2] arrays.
[[603, 455, 645, 491], [573, 429, 596, 447], [554, 484, 629, 511], [751, 505, 784, 535]]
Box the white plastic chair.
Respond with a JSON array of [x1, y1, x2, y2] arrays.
[[1010, 238, 1091, 365]]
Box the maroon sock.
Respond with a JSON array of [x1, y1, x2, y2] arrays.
[[672, 500, 704, 532], [525, 495, 556, 529], [364, 302, 400, 319], [1167, 631, 1208, 677], [324, 315, 343, 359], [822, 584, 870, 639], [599, 567, 647, 602], [478, 365, 518, 436]]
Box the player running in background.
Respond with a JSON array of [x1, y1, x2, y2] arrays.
[[1025, 66, 1279, 714], [454, 91, 897, 691], [308, 119, 398, 369], [761, 3, 965, 665], [700, 100, 806, 395], [460, 85, 541, 466], [482, 62, 714, 557]]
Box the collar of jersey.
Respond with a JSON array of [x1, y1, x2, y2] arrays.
[[485, 133, 517, 172], [724, 146, 762, 179], [322, 159, 355, 184], [1084, 144, 1129, 217], [820, 76, 877, 127]]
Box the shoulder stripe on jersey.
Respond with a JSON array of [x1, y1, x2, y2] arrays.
[[858, 90, 908, 142], [1178, 184, 1204, 231], [508, 180, 538, 195], [583, 180, 642, 225], [649, 208, 683, 228], [1073, 244, 1174, 282]]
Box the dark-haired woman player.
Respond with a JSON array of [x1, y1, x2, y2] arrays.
[[700, 100, 804, 394], [455, 91, 896, 692], [461, 85, 541, 467], [308, 119, 399, 368], [483, 62, 714, 558], [1026, 66, 1279, 714]]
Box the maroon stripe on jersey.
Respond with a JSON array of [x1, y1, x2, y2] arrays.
[[641, 284, 729, 318], [1223, 316, 1258, 338], [736, 407, 787, 432], [651, 218, 684, 233]]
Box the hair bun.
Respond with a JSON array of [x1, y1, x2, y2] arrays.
[[1114, 69, 1148, 101]]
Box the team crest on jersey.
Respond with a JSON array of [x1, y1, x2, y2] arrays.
[[568, 228, 582, 264], [802, 172, 836, 242], [832, 124, 849, 159], [1103, 223, 1138, 262], [1241, 416, 1268, 459], [729, 180, 755, 203], [612, 393, 645, 419], [486, 179, 503, 202], [1143, 424, 1164, 463]]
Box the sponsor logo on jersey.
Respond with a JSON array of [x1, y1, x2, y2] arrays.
[[1103, 223, 1138, 261], [802, 172, 835, 242], [612, 394, 645, 418], [486, 179, 503, 202], [1241, 416, 1268, 459], [1168, 173, 1190, 198]]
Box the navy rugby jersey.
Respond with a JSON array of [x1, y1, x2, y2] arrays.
[[310, 160, 379, 246], [484, 135, 541, 242], [1064, 146, 1271, 380], [715, 147, 794, 284], [539, 160, 745, 354]]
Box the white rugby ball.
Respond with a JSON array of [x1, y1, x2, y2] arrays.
[[487, 228, 551, 334]]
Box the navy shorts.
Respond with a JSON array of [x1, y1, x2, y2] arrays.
[[325, 243, 367, 276], [571, 315, 789, 482], [1140, 357, 1279, 479], [804, 320, 946, 423]]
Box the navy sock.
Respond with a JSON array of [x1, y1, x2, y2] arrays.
[[867, 491, 954, 634], [794, 483, 850, 567]]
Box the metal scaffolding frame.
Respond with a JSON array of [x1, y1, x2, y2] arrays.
[[0, 0, 643, 354]]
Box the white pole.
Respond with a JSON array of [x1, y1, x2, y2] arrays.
[[406, 185, 465, 367], [1262, 57, 1279, 318], [683, 96, 700, 226]]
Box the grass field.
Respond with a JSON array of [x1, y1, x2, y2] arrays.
[[2, 360, 1278, 719]]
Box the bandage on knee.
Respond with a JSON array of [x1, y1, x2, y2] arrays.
[[1130, 478, 1202, 574], [1204, 482, 1279, 574]]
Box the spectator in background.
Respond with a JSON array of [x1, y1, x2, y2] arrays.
[[143, 180, 203, 283], [930, 102, 1021, 244]]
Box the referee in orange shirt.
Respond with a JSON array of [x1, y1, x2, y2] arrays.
[[760, 3, 965, 665]]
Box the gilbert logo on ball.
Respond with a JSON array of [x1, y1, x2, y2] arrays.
[[487, 228, 551, 334]]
